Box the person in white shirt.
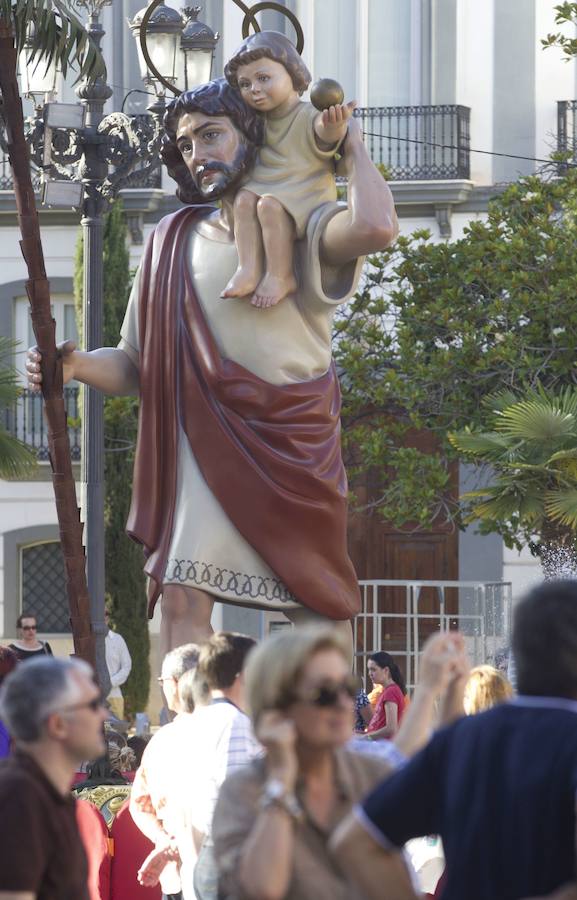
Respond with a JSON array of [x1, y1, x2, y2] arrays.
[[138, 632, 261, 900], [132, 643, 203, 900], [190, 632, 261, 900], [104, 609, 132, 720]]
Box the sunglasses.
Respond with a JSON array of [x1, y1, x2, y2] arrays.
[[295, 675, 358, 708], [21, 625, 37, 631]]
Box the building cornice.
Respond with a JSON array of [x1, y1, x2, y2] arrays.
[[0, 182, 508, 239]]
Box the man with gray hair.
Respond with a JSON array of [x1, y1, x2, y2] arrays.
[[130, 643, 203, 900], [0, 656, 107, 899]]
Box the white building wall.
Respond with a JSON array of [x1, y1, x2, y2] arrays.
[[456, 0, 494, 185], [502, 544, 542, 602], [2, 225, 81, 285], [0, 480, 60, 631], [534, 1, 575, 162], [2, 0, 575, 631], [367, 0, 414, 107]]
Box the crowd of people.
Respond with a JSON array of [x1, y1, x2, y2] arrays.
[[2, 579, 577, 899]]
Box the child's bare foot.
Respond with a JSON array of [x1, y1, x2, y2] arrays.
[[221, 267, 260, 299], [252, 272, 297, 309]]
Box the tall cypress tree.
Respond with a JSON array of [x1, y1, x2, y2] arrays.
[[75, 200, 150, 715]]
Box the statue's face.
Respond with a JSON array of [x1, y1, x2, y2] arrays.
[[176, 111, 250, 200], [236, 57, 296, 113]]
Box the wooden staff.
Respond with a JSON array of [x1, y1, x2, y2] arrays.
[[0, 18, 95, 670]]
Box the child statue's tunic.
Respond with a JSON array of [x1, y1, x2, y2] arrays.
[[242, 101, 338, 237]]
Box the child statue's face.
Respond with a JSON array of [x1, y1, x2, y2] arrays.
[[236, 57, 297, 116]]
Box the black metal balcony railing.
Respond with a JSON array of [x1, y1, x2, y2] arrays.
[[1, 106, 471, 188], [557, 100, 577, 163], [354, 104, 471, 180], [3, 387, 81, 462]]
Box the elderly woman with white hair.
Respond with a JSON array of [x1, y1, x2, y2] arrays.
[[212, 626, 467, 900]]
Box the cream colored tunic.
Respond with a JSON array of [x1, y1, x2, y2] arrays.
[[120, 202, 363, 611], [242, 101, 338, 237]]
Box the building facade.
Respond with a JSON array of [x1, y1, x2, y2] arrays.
[[0, 0, 573, 667]]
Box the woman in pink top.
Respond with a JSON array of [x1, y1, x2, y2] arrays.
[[365, 652, 407, 740]]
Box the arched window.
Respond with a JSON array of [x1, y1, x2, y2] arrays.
[[20, 542, 70, 633]]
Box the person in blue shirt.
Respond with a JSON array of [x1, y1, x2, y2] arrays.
[[331, 579, 577, 900]]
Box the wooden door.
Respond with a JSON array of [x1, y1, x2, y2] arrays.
[[346, 429, 459, 659]]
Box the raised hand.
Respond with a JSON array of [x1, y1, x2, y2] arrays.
[[419, 631, 469, 696], [257, 710, 298, 790], [321, 100, 357, 131], [316, 100, 357, 147]]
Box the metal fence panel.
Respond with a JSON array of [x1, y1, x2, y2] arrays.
[[3, 387, 81, 461], [354, 579, 513, 690]]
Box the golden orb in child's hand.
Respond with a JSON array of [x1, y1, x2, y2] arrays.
[[310, 78, 345, 111]]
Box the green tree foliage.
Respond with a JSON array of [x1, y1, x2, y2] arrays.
[[334, 167, 577, 531], [449, 386, 577, 567], [74, 200, 149, 716], [0, 337, 37, 478], [542, 3, 577, 59]]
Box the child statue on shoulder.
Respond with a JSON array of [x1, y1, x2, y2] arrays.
[[222, 30, 355, 308]]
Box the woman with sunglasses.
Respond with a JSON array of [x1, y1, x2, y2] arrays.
[[8, 613, 53, 662], [212, 627, 421, 900]]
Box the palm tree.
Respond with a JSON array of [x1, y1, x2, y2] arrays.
[[0, 337, 36, 478], [0, 2, 104, 667], [449, 385, 577, 580], [0, 1, 104, 82]]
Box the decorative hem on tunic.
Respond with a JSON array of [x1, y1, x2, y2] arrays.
[[164, 558, 297, 607]]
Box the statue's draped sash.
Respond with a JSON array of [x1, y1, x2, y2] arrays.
[[127, 206, 361, 620]]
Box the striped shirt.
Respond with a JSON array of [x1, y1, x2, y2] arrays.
[[186, 699, 262, 838]]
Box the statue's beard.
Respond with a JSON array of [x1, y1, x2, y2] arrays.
[[193, 144, 253, 199]]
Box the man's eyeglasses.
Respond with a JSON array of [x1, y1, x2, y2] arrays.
[[293, 676, 358, 708], [59, 694, 105, 714], [21, 625, 37, 631]]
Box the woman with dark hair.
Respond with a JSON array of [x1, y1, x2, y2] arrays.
[[9, 613, 53, 662], [364, 652, 407, 740], [0, 646, 18, 757]]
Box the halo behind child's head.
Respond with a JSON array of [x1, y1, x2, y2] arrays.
[[224, 30, 311, 95]]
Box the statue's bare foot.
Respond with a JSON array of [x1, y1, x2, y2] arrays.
[[251, 273, 297, 309], [221, 267, 260, 299]]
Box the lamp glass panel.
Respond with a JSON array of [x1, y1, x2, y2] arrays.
[[147, 31, 179, 82], [134, 39, 150, 82], [178, 48, 213, 91], [19, 50, 58, 95]]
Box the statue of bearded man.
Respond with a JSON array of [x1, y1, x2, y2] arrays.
[[27, 77, 398, 657]]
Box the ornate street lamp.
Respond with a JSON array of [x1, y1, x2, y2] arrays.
[[179, 7, 219, 91], [15, 0, 171, 692], [132, 1, 303, 97], [19, 27, 59, 100], [129, 2, 184, 93]]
